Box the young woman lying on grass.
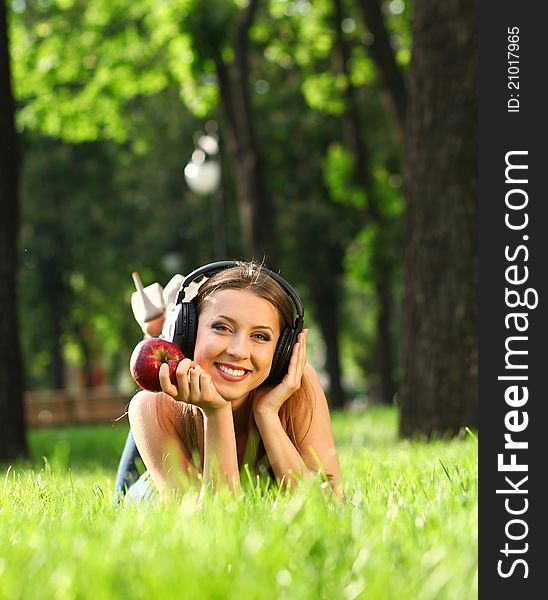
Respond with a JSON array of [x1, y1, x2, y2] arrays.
[[125, 261, 343, 502]]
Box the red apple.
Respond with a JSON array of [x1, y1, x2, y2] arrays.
[[129, 338, 185, 392]]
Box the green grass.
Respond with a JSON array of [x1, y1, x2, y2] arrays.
[[0, 407, 477, 600]]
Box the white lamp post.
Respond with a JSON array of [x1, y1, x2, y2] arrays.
[[184, 128, 226, 259]]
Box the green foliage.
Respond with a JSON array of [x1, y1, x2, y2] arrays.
[[12, 0, 165, 141], [265, 0, 333, 68], [10, 0, 246, 139], [323, 143, 367, 208], [347, 45, 376, 87], [144, 0, 242, 116], [301, 72, 348, 114], [1, 408, 478, 600], [383, 0, 413, 68]]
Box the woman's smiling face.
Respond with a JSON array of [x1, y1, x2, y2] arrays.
[[193, 288, 282, 407]]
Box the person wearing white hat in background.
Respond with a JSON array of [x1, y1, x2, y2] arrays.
[[114, 271, 185, 500]]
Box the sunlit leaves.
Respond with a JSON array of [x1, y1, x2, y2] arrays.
[[11, 0, 162, 141], [323, 143, 367, 208], [264, 0, 381, 116], [164, 33, 218, 117], [347, 46, 376, 87], [11, 0, 408, 141], [383, 0, 412, 67], [302, 73, 349, 114], [9, 0, 245, 140], [266, 0, 332, 69], [55, 0, 77, 10]]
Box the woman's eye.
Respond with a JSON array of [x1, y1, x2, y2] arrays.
[[212, 323, 230, 332], [253, 332, 271, 342]]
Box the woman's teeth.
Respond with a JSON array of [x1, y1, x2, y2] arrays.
[[217, 364, 247, 377]]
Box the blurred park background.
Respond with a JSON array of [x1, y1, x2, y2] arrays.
[[1, 0, 477, 463]]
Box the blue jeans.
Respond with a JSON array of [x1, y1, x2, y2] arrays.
[[114, 430, 141, 503]]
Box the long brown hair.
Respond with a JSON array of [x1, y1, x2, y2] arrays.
[[178, 261, 313, 472]]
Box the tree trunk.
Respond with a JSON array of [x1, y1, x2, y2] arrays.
[[215, 0, 278, 266], [375, 261, 397, 405], [216, 57, 254, 257], [42, 256, 67, 390], [332, 0, 397, 405], [399, 0, 477, 437], [51, 293, 66, 389], [314, 285, 345, 410], [0, 1, 28, 461], [356, 0, 407, 131], [77, 327, 94, 389]]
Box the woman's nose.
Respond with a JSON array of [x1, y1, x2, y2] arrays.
[[226, 334, 250, 359]]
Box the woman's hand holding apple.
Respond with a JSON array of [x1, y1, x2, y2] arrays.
[[159, 358, 229, 414], [129, 338, 184, 392]]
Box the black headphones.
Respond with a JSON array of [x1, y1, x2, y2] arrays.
[[165, 261, 305, 383]]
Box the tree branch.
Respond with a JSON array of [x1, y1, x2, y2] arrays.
[[356, 0, 407, 130]]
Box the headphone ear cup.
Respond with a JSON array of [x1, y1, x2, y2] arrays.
[[179, 302, 198, 359], [268, 327, 296, 383]]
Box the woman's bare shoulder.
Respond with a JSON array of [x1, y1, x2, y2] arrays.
[[302, 362, 324, 396]]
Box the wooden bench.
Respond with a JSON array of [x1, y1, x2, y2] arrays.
[[25, 388, 132, 428]]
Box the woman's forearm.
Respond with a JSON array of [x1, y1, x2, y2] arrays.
[[254, 412, 313, 487], [201, 406, 240, 493]]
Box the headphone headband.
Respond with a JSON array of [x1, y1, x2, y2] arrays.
[[176, 260, 304, 321]]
